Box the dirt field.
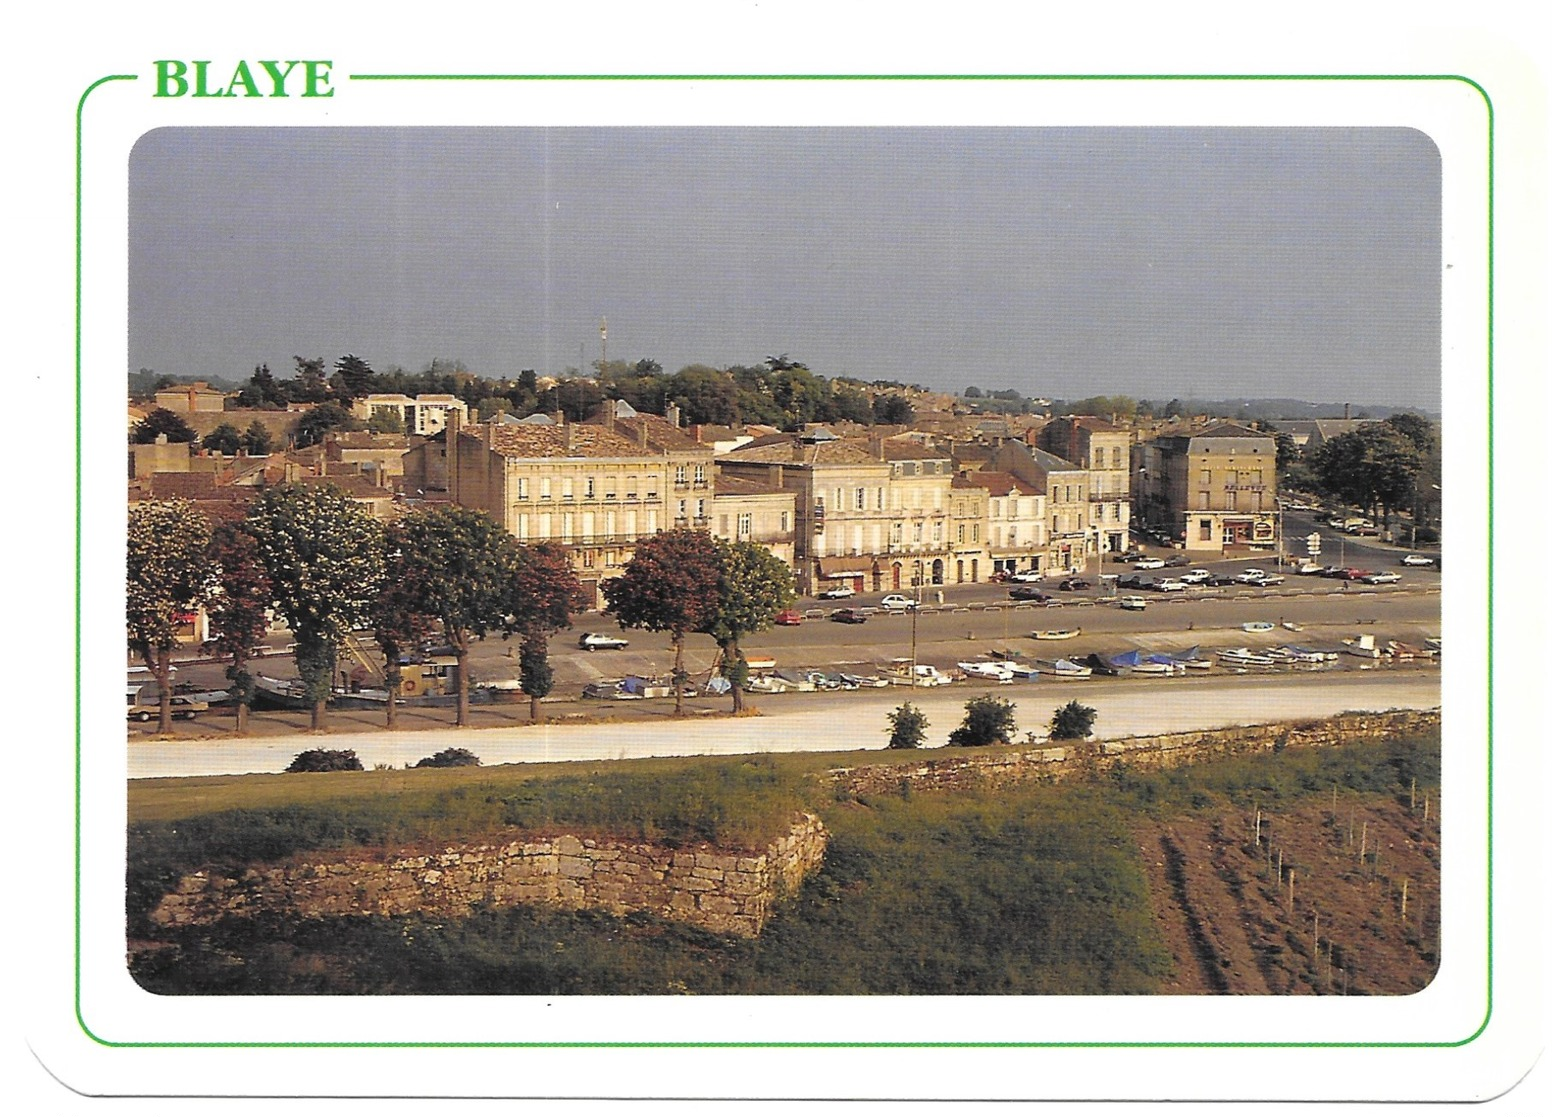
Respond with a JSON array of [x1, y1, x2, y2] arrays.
[[1135, 793, 1440, 995]]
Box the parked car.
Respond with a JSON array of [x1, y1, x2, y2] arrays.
[[1008, 570, 1045, 583], [1133, 557, 1166, 570], [1116, 595, 1149, 611], [818, 584, 855, 599], [578, 632, 630, 651], [1360, 571, 1401, 584], [1117, 574, 1151, 590], [1234, 568, 1268, 583], [1153, 578, 1188, 592], [1179, 569, 1212, 584], [127, 693, 208, 722], [774, 609, 803, 626], [1058, 578, 1092, 592], [879, 594, 919, 610], [1347, 524, 1380, 537], [1338, 568, 1375, 581], [1292, 562, 1325, 575], [1163, 555, 1190, 567], [1009, 586, 1054, 603], [1243, 573, 1285, 587], [1400, 554, 1436, 567], [830, 608, 868, 624], [1204, 574, 1238, 587]]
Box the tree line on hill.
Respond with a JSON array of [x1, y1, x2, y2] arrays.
[[131, 353, 919, 441]]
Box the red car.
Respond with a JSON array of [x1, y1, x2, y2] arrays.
[[829, 608, 868, 624], [774, 609, 803, 626]]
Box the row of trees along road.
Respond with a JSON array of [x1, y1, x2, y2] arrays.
[[126, 488, 584, 734]]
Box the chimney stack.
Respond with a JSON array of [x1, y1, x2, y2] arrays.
[[564, 417, 575, 452], [666, 402, 681, 428]]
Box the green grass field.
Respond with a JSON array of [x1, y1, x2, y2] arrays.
[[128, 731, 1438, 996]]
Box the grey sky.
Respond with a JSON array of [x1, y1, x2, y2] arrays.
[[129, 126, 1441, 409]]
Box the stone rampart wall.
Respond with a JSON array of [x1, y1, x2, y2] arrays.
[[151, 812, 827, 939], [832, 709, 1440, 798]]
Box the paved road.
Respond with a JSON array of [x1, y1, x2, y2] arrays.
[[127, 669, 1441, 780]]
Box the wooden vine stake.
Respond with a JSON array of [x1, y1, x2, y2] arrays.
[[1401, 878, 1409, 923]]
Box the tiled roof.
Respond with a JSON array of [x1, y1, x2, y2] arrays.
[[483, 422, 655, 460], [718, 438, 881, 466], [148, 473, 222, 500], [606, 413, 705, 452], [955, 470, 1022, 496], [710, 474, 791, 498]]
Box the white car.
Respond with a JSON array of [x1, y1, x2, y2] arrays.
[[879, 594, 920, 611], [1117, 595, 1149, 611], [1008, 570, 1045, 583], [1361, 571, 1402, 584], [578, 632, 630, 651], [818, 584, 855, 599], [1400, 554, 1436, 567], [1234, 568, 1268, 584], [1179, 569, 1212, 584], [1154, 578, 1188, 592], [1132, 558, 1166, 570]]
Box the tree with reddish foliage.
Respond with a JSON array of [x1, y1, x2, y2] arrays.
[[602, 529, 721, 716], [507, 542, 587, 723], [203, 521, 273, 735]]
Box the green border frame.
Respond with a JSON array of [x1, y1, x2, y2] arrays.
[[79, 71, 1491, 1052]]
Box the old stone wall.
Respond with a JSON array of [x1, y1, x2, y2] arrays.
[[832, 709, 1440, 798], [151, 812, 827, 939]]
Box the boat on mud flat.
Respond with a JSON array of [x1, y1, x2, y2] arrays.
[[1080, 652, 1124, 676], [1174, 646, 1214, 671], [745, 673, 789, 694], [1384, 640, 1437, 661], [958, 660, 1016, 683], [1241, 621, 1277, 633], [838, 671, 891, 688], [1218, 648, 1276, 668], [1031, 627, 1082, 641], [1341, 634, 1382, 659], [1267, 645, 1336, 665], [1043, 658, 1093, 679], [1108, 649, 1180, 676]]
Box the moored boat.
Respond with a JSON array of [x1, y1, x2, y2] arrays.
[[1045, 658, 1093, 678], [1031, 627, 1082, 641]]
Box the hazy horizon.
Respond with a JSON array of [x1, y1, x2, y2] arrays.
[[129, 126, 1442, 411]]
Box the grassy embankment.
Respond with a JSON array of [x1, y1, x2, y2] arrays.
[[128, 729, 1439, 996]]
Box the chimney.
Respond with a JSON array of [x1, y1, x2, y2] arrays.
[[564, 417, 575, 452], [639, 422, 648, 450], [445, 406, 462, 500], [605, 400, 615, 433], [1344, 403, 1351, 421], [666, 402, 681, 428]]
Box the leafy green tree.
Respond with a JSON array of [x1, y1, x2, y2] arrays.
[[1384, 412, 1437, 456], [332, 354, 376, 401], [507, 542, 587, 723], [391, 505, 520, 727], [872, 394, 914, 425], [963, 386, 983, 399], [234, 363, 285, 409], [886, 702, 929, 749], [1163, 398, 1184, 419], [1312, 425, 1424, 532], [1050, 699, 1098, 741], [291, 355, 331, 403], [127, 500, 213, 734], [202, 423, 243, 456], [285, 748, 363, 772], [603, 529, 722, 716], [667, 364, 739, 426], [202, 521, 272, 735], [948, 694, 1017, 747], [373, 529, 439, 730], [131, 408, 197, 445], [241, 420, 275, 456], [293, 401, 361, 449], [700, 539, 797, 713], [245, 483, 386, 730]]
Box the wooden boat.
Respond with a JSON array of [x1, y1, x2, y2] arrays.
[[1218, 648, 1276, 668], [1044, 658, 1093, 679], [958, 660, 1015, 683], [1031, 628, 1082, 641]]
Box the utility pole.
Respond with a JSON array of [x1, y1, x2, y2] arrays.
[[600, 317, 608, 373]]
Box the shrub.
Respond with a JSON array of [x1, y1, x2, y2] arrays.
[[885, 702, 929, 749], [414, 747, 482, 769], [948, 695, 1017, 747], [1051, 700, 1097, 741], [285, 748, 364, 773]]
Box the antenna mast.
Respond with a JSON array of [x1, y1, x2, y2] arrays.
[[599, 316, 608, 373]]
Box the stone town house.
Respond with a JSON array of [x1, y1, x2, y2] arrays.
[[986, 440, 1091, 575], [958, 470, 1048, 578], [716, 433, 987, 596], [1133, 422, 1280, 554], [1036, 415, 1133, 557]]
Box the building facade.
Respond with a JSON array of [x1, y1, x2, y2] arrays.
[[987, 440, 1091, 575], [1036, 416, 1133, 557], [1134, 423, 1280, 554]]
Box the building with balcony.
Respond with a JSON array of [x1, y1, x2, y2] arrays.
[[1134, 423, 1279, 554], [986, 440, 1091, 575], [960, 470, 1048, 578], [1036, 415, 1133, 557]]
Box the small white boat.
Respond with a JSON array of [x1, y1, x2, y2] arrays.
[[1242, 621, 1276, 633], [1044, 658, 1093, 679], [959, 660, 1016, 683], [1219, 648, 1276, 667], [838, 672, 891, 688], [1031, 628, 1082, 641], [1342, 634, 1382, 659], [746, 674, 789, 694], [1281, 621, 1304, 632]]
